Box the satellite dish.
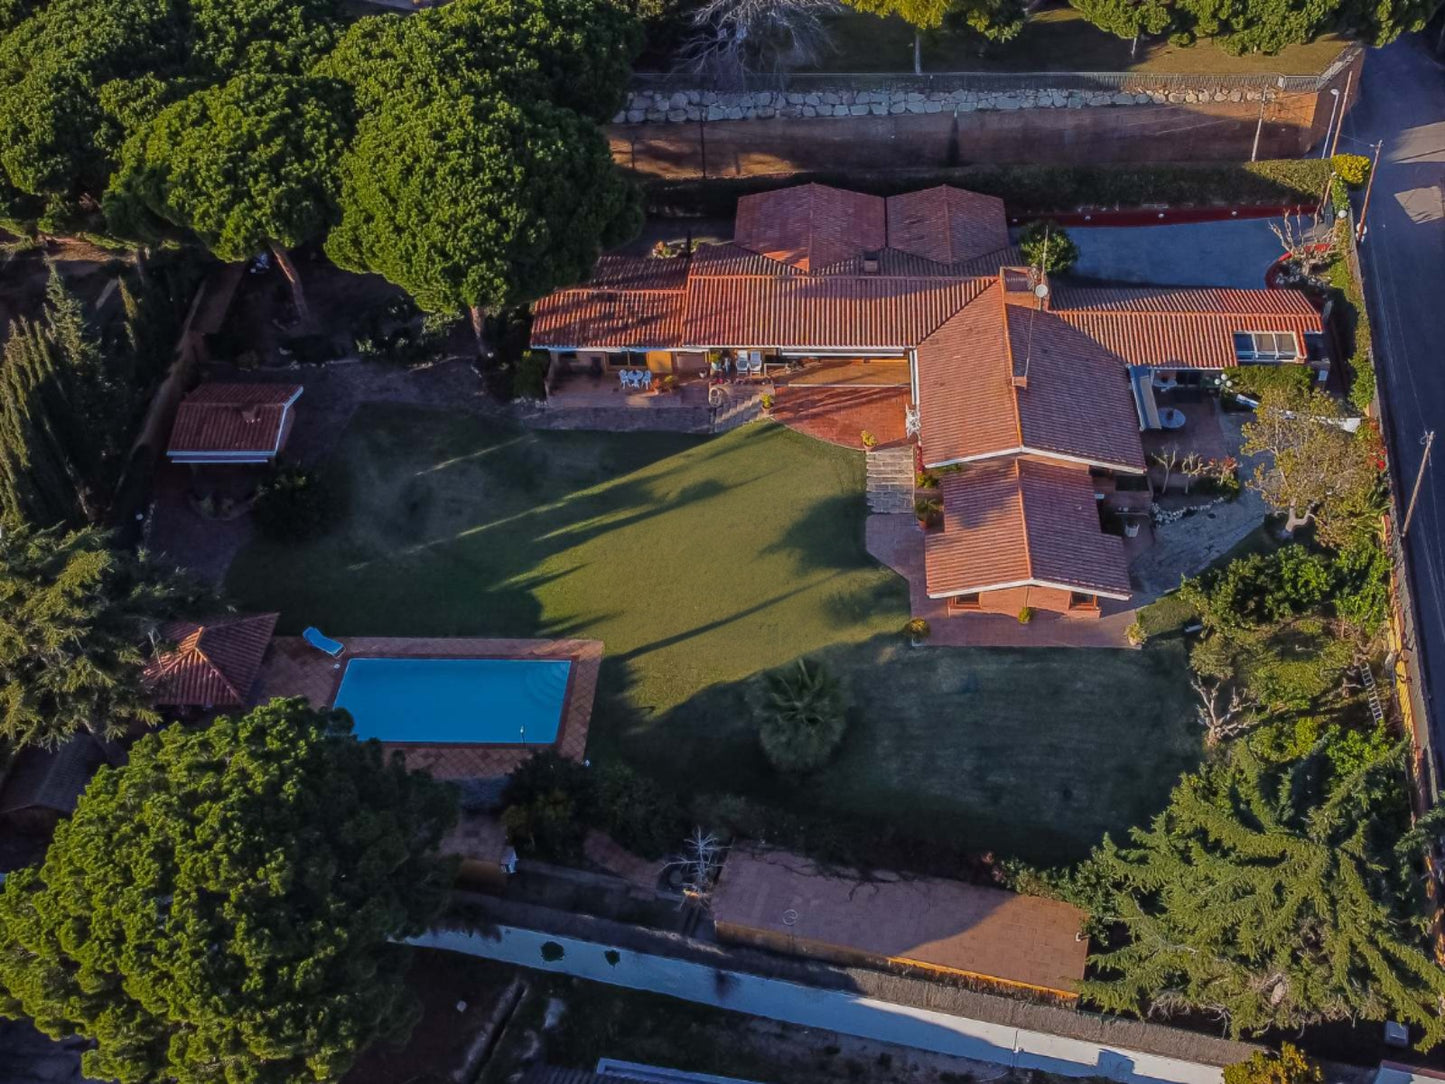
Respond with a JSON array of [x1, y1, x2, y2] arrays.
[[1033, 282, 1050, 300]]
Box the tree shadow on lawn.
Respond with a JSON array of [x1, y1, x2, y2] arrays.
[[228, 406, 753, 637], [599, 633, 1201, 873]]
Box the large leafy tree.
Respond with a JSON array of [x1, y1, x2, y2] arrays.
[[0, 522, 203, 748], [1082, 734, 1445, 1049], [107, 73, 351, 323], [1243, 385, 1384, 545], [843, 0, 1024, 73], [0, 0, 337, 225], [1070, 0, 1430, 52], [327, 91, 639, 348], [0, 698, 458, 1084]]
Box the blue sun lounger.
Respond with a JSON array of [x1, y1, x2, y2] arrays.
[[302, 627, 344, 658]]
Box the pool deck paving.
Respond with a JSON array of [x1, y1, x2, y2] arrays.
[[253, 636, 602, 780]]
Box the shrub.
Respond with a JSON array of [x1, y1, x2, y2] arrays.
[[1221, 363, 1314, 401], [1223, 1045, 1322, 1084], [757, 658, 849, 774], [1331, 154, 1371, 188], [1018, 220, 1079, 274], [760, 392, 774, 410], [1017, 606, 1035, 624], [593, 760, 687, 859], [251, 465, 346, 543], [645, 160, 1333, 220], [904, 617, 931, 641], [512, 350, 550, 401], [499, 751, 593, 861], [916, 470, 939, 489], [1126, 619, 1147, 647], [860, 430, 877, 448]]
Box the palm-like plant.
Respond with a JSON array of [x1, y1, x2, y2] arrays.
[[757, 658, 848, 773]]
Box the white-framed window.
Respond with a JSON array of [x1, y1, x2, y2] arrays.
[[1233, 331, 1300, 362]]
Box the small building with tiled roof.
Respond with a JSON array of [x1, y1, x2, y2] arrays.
[[145, 612, 279, 709], [0, 734, 106, 836], [531, 182, 1328, 619], [712, 846, 1089, 1000], [167, 384, 303, 465]]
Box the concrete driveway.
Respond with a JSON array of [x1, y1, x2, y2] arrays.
[[1058, 218, 1288, 288]]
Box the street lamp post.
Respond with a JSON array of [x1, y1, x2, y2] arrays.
[[1320, 87, 1342, 159]]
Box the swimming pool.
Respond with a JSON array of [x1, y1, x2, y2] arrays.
[[332, 657, 571, 744]]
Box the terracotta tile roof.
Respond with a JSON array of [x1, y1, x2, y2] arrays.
[[530, 288, 686, 349], [916, 285, 1145, 472], [733, 183, 886, 272], [1052, 285, 1320, 315], [886, 186, 1010, 266], [924, 459, 1131, 599], [712, 846, 1089, 996], [1051, 285, 1324, 369], [145, 613, 278, 707], [682, 274, 989, 349], [689, 241, 801, 277], [167, 383, 302, 459], [916, 283, 1018, 465], [586, 253, 691, 290]]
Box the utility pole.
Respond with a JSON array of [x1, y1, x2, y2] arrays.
[[1251, 92, 1267, 162], [1320, 87, 1341, 159], [1403, 430, 1436, 537], [1329, 69, 1352, 158], [1356, 139, 1385, 243]]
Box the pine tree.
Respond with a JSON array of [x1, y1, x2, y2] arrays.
[[0, 521, 206, 748], [1083, 735, 1445, 1049]]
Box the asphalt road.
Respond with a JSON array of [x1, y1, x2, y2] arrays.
[[1343, 36, 1445, 787]]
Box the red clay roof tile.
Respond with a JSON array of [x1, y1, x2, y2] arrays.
[[886, 186, 1009, 266], [167, 384, 301, 458], [145, 613, 279, 707], [925, 460, 1130, 598], [733, 183, 886, 272]]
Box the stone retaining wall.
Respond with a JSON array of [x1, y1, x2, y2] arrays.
[[616, 84, 1276, 125]]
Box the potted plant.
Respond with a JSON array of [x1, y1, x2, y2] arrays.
[[1017, 606, 1035, 625], [904, 617, 931, 647], [760, 392, 774, 413], [914, 497, 942, 531], [860, 430, 877, 449]]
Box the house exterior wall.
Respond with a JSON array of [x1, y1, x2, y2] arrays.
[[954, 585, 1101, 619]]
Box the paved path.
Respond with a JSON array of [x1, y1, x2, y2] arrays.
[[411, 926, 1226, 1084], [1342, 35, 1445, 784]]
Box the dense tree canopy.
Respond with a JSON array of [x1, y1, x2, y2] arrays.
[[107, 74, 351, 320], [0, 522, 202, 748], [0, 699, 458, 1084], [327, 91, 638, 335], [1068, 0, 1431, 53], [0, 0, 338, 221], [843, 0, 1024, 72], [1082, 731, 1445, 1048]]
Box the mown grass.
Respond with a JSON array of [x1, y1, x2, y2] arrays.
[[228, 404, 1198, 866]]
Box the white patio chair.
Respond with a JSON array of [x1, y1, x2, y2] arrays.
[[639, 370, 653, 390]]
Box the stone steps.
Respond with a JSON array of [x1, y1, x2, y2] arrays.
[[866, 445, 915, 514], [710, 389, 764, 433]]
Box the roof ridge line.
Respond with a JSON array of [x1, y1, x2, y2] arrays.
[[1013, 458, 1034, 582], [191, 628, 244, 704], [997, 287, 1025, 449]]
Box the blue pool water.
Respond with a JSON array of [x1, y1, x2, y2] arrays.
[[333, 657, 570, 744]]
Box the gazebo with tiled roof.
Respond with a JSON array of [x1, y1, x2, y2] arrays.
[[145, 613, 279, 709]]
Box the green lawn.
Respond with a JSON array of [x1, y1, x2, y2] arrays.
[[813, 7, 1349, 76], [228, 404, 1199, 866]]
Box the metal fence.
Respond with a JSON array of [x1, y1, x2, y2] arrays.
[[631, 44, 1359, 98]]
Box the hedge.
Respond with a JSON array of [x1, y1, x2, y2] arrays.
[[646, 158, 1333, 219]]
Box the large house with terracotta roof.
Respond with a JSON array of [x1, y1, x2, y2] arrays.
[[531, 183, 1327, 619]]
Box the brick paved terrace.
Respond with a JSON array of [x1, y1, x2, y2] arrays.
[[254, 636, 602, 780]]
